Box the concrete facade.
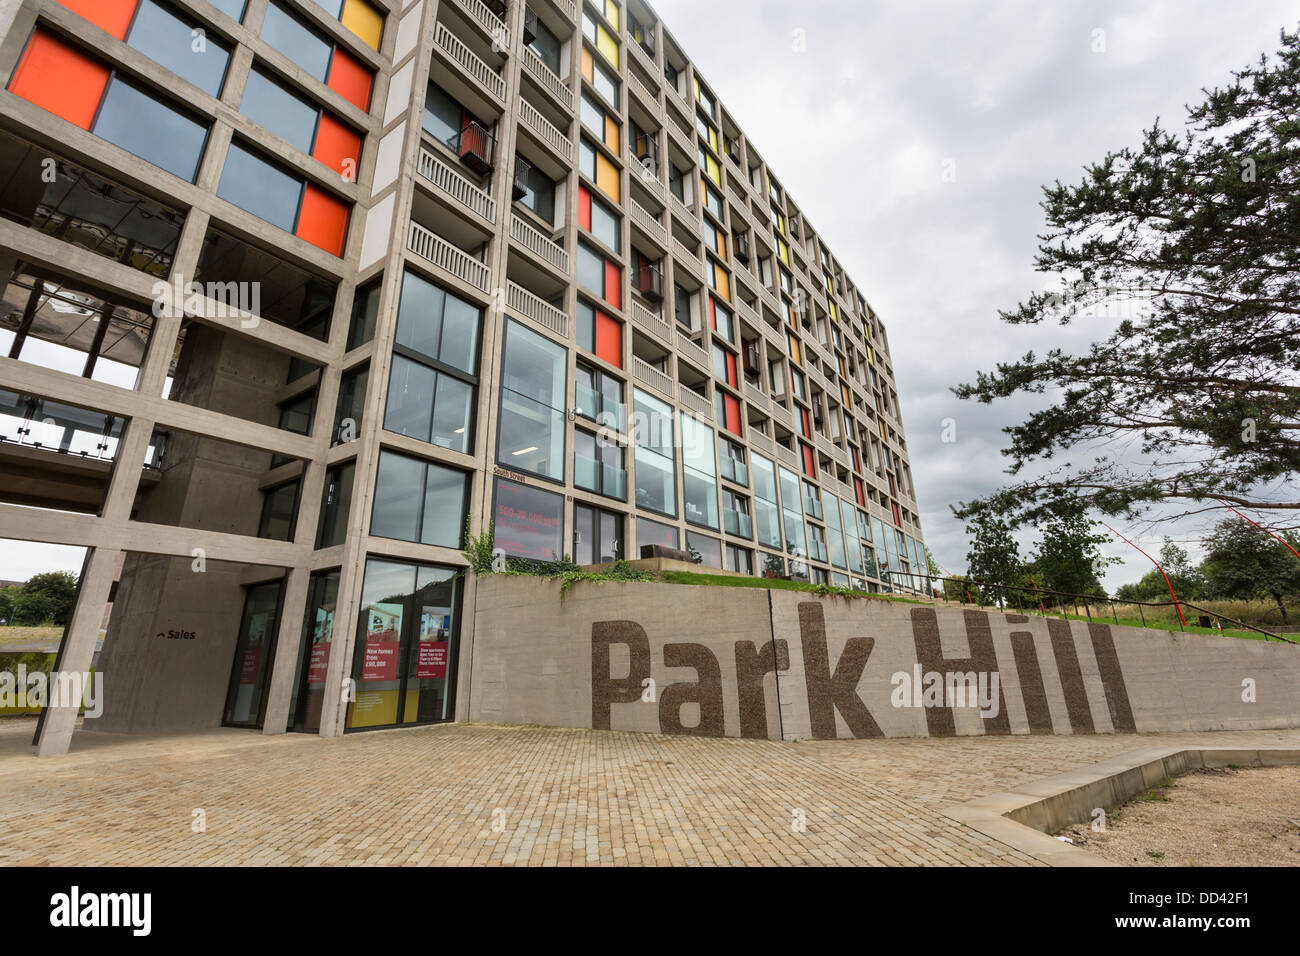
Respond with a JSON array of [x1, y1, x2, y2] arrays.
[[469, 577, 1300, 739], [0, 0, 928, 753]]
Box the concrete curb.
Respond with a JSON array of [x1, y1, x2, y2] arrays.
[[945, 746, 1300, 866]]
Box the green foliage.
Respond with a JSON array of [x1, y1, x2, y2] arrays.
[[1200, 519, 1300, 622], [461, 517, 498, 576], [1114, 538, 1203, 602], [954, 29, 1300, 530], [1, 571, 78, 626], [1027, 501, 1117, 598]]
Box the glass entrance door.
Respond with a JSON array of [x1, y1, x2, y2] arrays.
[[223, 580, 285, 728], [346, 558, 461, 730]]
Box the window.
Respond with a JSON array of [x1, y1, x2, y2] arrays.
[[347, 278, 381, 349], [333, 365, 367, 444], [681, 414, 718, 529], [577, 242, 621, 309], [385, 272, 480, 453], [241, 67, 361, 176], [674, 283, 693, 329], [494, 477, 563, 560], [315, 460, 355, 548], [423, 81, 465, 145], [195, 228, 337, 331], [577, 299, 623, 367], [825, 494, 847, 569], [576, 361, 624, 431], [286, 568, 337, 733], [719, 436, 747, 486], [726, 544, 752, 576], [370, 449, 468, 548], [516, 158, 556, 223], [581, 9, 619, 67], [698, 144, 721, 187], [498, 319, 566, 481], [633, 389, 676, 517], [636, 516, 678, 552], [779, 467, 807, 557], [259, 480, 301, 541], [803, 479, 823, 520], [807, 523, 828, 563], [722, 489, 751, 538], [580, 92, 619, 152], [322, 0, 384, 51], [579, 138, 620, 201], [574, 502, 623, 565], [577, 185, 620, 252], [709, 298, 733, 341], [668, 163, 685, 201], [127, 0, 232, 96], [574, 428, 626, 500], [581, 46, 619, 105], [262, 1, 374, 110], [702, 180, 723, 219], [695, 79, 716, 115], [686, 530, 722, 569], [527, 9, 561, 73], [217, 141, 349, 255], [751, 453, 782, 549]]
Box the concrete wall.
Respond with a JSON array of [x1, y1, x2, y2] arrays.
[[468, 577, 1300, 739]]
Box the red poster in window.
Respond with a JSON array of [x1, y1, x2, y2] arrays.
[[417, 641, 449, 679], [239, 647, 261, 686], [307, 641, 331, 683], [362, 637, 400, 681]]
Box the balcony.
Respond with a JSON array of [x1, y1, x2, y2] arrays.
[[747, 430, 773, 454], [434, 21, 506, 104], [676, 329, 709, 370], [517, 95, 573, 162], [630, 200, 668, 249], [408, 221, 491, 292], [628, 146, 666, 204], [678, 384, 713, 419], [631, 299, 672, 346], [448, 0, 511, 48], [417, 146, 496, 225], [744, 380, 771, 414], [672, 237, 703, 278], [634, 260, 664, 301], [632, 355, 673, 399], [627, 36, 659, 80], [665, 116, 693, 157], [522, 44, 574, 113], [775, 443, 798, 469], [506, 279, 568, 337], [510, 212, 569, 275], [628, 70, 661, 121], [451, 120, 495, 175], [669, 193, 699, 234]]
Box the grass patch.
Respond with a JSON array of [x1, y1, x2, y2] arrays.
[[657, 570, 929, 603]]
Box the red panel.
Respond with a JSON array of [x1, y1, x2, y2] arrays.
[[595, 311, 622, 368], [296, 185, 349, 256], [724, 351, 737, 388], [604, 260, 621, 309], [799, 407, 810, 437], [9, 31, 110, 131], [800, 442, 815, 478], [724, 394, 741, 436], [578, 186, 591, 231], [854, 478, 865, 506], [327, 47, 373, 112], [709, 297, 717, 330], [892, 501, 901, 526], [852, 447, 862, 472], [312, 112, 362, 178], [56, 0, 137, 39]]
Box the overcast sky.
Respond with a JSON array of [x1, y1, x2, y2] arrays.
[[656, 0, 1300, 588], [3, 1, 1297, 588]]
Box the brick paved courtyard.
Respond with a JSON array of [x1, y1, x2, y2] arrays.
[[1, 718, 1297, 866]]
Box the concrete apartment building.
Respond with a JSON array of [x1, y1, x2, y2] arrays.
[[0, 0, 926, 754]]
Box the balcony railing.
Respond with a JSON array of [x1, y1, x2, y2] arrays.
[[744, 381, 770, 414], [434, 22, 505, 103], [451, 120, 495, 175], [672, 237, 702, 276], [748, 430, 773, 454], [630, 200, 668, 248], [408, 220, 490, 292], [669, 193, 698, 233], [517, 95, 573, 161], [506, 280, 568, 337], [775, 443, 798, 469], [510, 213, 569, 275], [628, 70, 661, 119], [576, 456, 628, 500], [417, 146, 496, 224], [631, 299, 671, 346], [724, 509, 752, 539], [632, 355, 673, 398], [522, 45, 573, 112], [678, 384, 713, 419], [449, 0, 510, 48], [627, 147, 666, 203], [676, 329, 708, 369]]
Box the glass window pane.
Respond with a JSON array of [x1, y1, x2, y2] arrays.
[[128, 0, 231, 97], [217, 143, 301, 231], [395, 270, 445, 359], [384, 354, 436, 442], [430, 374, 472, 452], [421, 463, 466, 548], [316, 461, 354, 548], [637, 516, 678, 551], [370, 450, 424, 541], [93, 78, 208, 182], [240, 67, 319, 152], [262, 2, 332, 81], [439, 291, 480, 374], [498, 320, 565, 480], [494, 478, 563, 560]]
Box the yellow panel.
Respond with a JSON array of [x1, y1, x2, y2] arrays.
[[777, 239, 789, 265], [788, 335, 800, 364], [597, 26, 619, 67], [693, 76, 700, 99], [606, 119, 619, 153], [717, 229, 727, 260], [604, 0, 619, 30], [706, 154, 720, 185], [582, 46, 594, 82], [341, 0, 383, 50], [714, 265, 730, 301], [596, 152, 620, 201]]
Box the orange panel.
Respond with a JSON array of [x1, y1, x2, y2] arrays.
[[327, 47, 373, 112], [296, 185, 349, 256], [595, 312, 622, 368], [56, 0, 137, 39], [8, 30, 110, 130], [312, 112, 362, 178], [724, 394, 741, 436], [801, 443, 815, 478], [603, 261, 620, 310]]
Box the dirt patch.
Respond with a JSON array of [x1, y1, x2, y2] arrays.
[[1058, 766, 1300, 866]]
